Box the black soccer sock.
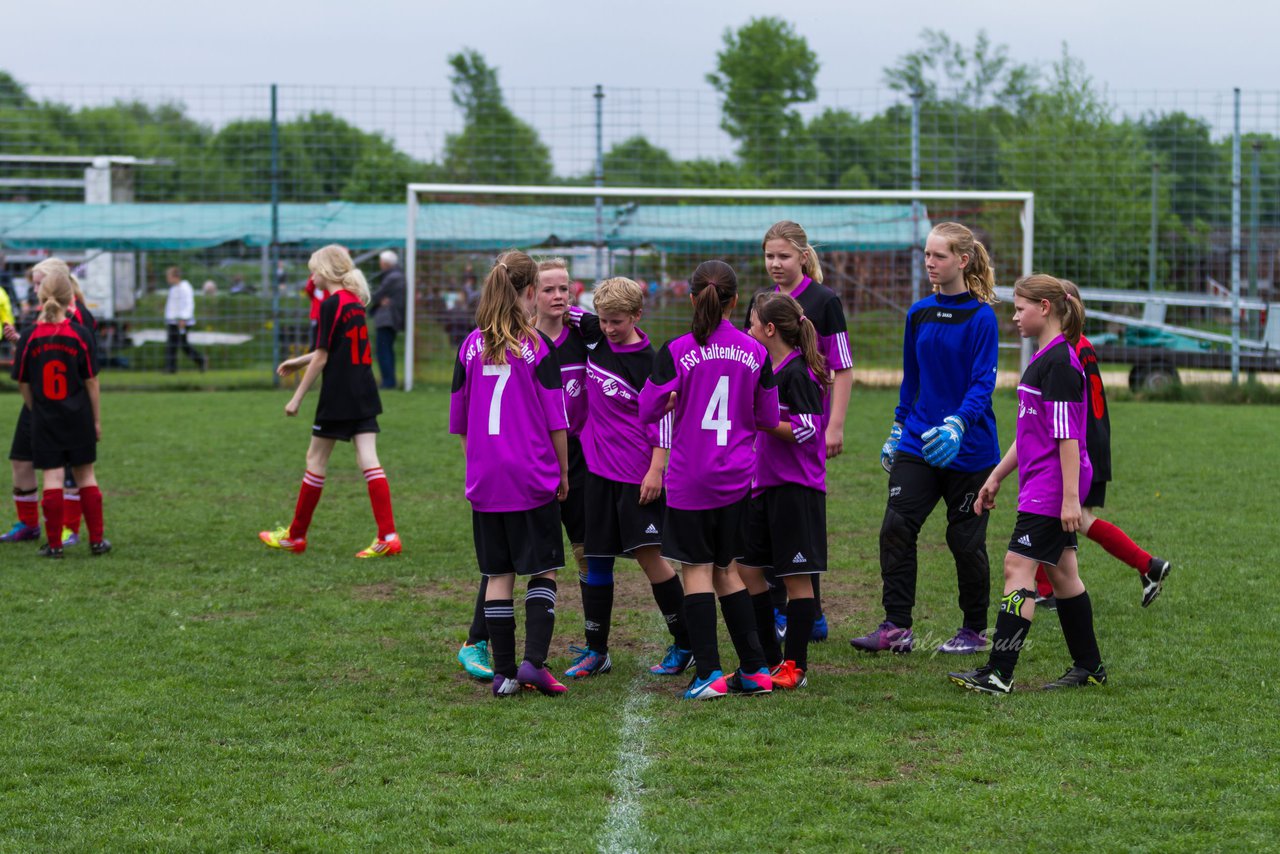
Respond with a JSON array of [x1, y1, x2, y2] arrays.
[[684, 592, 720, 680], [751, 591, 784, 668], [581, 580, 614, 653], [484, 598, 516, 679], [1055, 590, 1103, 671], [986, 588, 1034, 680], [467, 576, 489, 645], [650, 575, 691, 648], [523, 578, 558, 669], [720, 589, 767, 674], [812, 574, 823, 617], [785, 596, 817, 671], [765, 567, 788, 611]]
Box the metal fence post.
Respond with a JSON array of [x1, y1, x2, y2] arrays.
[[1230, 88, 1241, 385], [1148, 162, 1159, 292], [594, 84, 605, 281], [270, 83, 282, 387], [910, 89, 923, 305]]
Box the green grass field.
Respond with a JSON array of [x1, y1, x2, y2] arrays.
[[0, 388, 1276, 852]]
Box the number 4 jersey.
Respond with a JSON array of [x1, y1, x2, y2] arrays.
[[449, 329, 569, 512], [12, 320, 98, 448], [315, 289, 382, 422], [640, 319, 779, 511]]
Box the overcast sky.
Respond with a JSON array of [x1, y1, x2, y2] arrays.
[[5, 0, 1278, 172]]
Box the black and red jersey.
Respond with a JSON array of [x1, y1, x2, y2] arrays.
[[1076, 334, 1111, 483], [12, 320, 98, 448], [314, 289, 381, 422]]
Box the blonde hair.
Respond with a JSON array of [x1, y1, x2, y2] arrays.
[[763, 220, 823, 284], [537, 257, 569, 276], [309, 244, 370, 306], [1013, 273, 1085, 345], [477, 250, 539, 365], [593, 277, 644, 316], [33, 260, 74, 324], [929, 222, 997, 304], [32, 258, 85, 311]]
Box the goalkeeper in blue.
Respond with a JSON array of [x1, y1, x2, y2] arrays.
[[850, 222, 1002, 657]]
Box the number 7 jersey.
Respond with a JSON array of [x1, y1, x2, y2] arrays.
[[449, 329, 569, 512], [315, 289, 382, 422], [640, 319, 779, 511]]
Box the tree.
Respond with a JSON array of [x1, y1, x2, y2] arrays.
[[442, 49, 553, 185], [602, 136, 680, 187], [706, 17, 819, 179], [884, 29, 1036, 110]]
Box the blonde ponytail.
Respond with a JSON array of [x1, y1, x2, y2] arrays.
[[930, 222, 997, 305]]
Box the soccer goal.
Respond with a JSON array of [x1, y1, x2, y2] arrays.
[[402, 183, 1037, 392]]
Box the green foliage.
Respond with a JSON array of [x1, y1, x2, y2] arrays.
[[442, 49, 553, 185], [603, 136, 680, 187], [884, 28, 1038, 110]]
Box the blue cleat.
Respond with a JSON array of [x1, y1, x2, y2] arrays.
[[682, 670, 728, 700], [564, 645, 612, 679], [649, 645, 694, 675], [810, 613, 829, 642]]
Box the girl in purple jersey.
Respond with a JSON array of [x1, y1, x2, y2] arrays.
[[735, 292, 829, 690], [950, 274, 1108, 695], [640, 260, 780, 700], [450, 250, 571, 698]]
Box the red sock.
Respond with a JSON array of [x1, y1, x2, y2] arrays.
[[1086, 519, 1152, 573], [289, 471, 325, 540], [41, 488, 64, 547], [1034, 564, 1054, 598], [363, 467, 396, 540], [63, 491, 82, 534], [80, 485, 105, 543], [14, 489, 38, 528]]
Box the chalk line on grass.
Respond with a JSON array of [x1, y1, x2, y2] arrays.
[[599, 678, 657, 854]]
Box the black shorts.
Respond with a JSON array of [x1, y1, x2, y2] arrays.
[[739, 484, 827, 575], [9, 407, 32, 462], [560, 435, 587, 544], [662, 493, 750, 568], [472, 499, 565, 577], [32, 439, 96, 471], [1008, 511, 1077, 566], [312, 416, 379, 441], [1083, 481, 1106, 509], [584, 471, 665, 558]]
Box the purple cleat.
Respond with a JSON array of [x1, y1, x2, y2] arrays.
[[849, 621, 915, 654], [491, 672, 520, 698], [936, 627, 988, 655], [517, 660, 568, 696], [0, 522, 40, 543]]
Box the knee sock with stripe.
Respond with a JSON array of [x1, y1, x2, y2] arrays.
[[63, 491, 81, 534], [524, 578, 558, 669], [289, 471, 324, 540], [363, 467, 397, 540], [581, 557, 615, 653], [484, 598, 517, 679]]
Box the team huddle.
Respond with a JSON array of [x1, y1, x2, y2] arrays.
[[3, 220, 1172, 699]]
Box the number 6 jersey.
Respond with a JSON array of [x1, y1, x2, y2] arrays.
[[12, 319, 98, 448], [640, 319, 778, 511], [449, 329, 569, 512], [315, 289, 382, 422]]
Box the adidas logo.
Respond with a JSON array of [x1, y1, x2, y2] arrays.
[[645, 524, 659, 534], [1018, 534, 1032, 547], [792, 552, 806, 564]]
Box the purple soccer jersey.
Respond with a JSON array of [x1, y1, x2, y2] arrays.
[[449, 329, 569, 512], [1015, 335, 1094, 515], [640, 319, 779, 510], [567, 307, 671, 484], [754, 350, 826, 494], [552, 325, 589, 437]]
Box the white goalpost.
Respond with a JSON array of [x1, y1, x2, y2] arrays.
[[403, 183, 1037, 392]]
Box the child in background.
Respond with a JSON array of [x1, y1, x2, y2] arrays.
[[951, 274, 1107, 694], [450, 250, 570, 698], [260, 245, 400, 559]]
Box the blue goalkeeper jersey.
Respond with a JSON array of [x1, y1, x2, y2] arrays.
[[893, 291, 1001, 472]]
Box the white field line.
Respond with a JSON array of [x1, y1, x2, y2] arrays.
[[598, 679, 657, 854]]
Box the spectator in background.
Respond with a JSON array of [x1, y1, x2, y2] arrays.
[[164, 266, 207, 373], [371, 250, 406, 390], [0, 252, 17, 312]]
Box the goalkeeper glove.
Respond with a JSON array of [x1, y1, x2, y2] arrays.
[[921, 415, 966, 468], [880, 422, 903, 473]]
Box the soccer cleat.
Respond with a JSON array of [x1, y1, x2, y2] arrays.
[[355, 536, 402, 559], [948, 665, 1012, 695], [849, 621, 915, 654], [457, 641, 494, 681], [0, 522, 40, 543], [259, 527, 306, 554], [681, 670, 729, 700], [649, 645, 695, 675], [810, 613, 829, 642], [937, 627, 989, 655], [774, 608, 787, 643], [1042, 665, 1108, 690], [516, 660, 568, 696], [89, 539, 112, 556], [726, 667, 773, 696], [564, 645, 612, 679], [61, 528, 80, 547], [37, 543, 64, 559], [1034, 594, 1058, 611], [1141, 557, 1171, 607], [491, 672, 520, 697], [770, 660, 808, 690]]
